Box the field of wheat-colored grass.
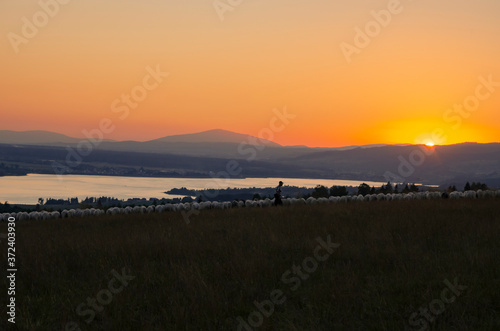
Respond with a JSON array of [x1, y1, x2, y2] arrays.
[[2, 198, 500, 330]]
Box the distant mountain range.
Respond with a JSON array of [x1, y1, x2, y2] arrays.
[[0, 129, 499, 187], [0, 129, 276, 146], [148, 129, 280, 146], [0, 130, 88, 145], [0, 129, 381, 159]]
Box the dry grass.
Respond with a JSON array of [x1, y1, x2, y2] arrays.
[[2, 199, 500, 330]]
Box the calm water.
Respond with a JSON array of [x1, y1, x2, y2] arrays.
[[0, 174, 391, 204]]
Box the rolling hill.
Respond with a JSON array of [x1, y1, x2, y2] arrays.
[[0, 130, 499, 187]]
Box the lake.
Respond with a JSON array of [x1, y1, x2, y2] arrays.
[[0, 174, 392, 204]]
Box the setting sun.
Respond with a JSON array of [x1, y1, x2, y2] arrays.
[[425, 142, 435, 147]]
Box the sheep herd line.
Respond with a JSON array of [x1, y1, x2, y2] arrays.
[[1, 189, 499, 222]]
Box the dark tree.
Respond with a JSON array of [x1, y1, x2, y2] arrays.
[[402, 184, 410, 193], [357, 183, 371, 196], [464, 182, 471, 191], [312, 185, 329, 198], [381, 181, 394, 194], [330, 186, 348, 197]]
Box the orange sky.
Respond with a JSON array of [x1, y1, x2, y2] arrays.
[[1, 0, 499, 147]]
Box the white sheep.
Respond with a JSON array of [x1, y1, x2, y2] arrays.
[[481, 190, 494, 198], [317, 197, 329, 204], [449, 191, 463, 199], [132, 206, 145, 214], [106, 207, 118, 215], [464, 190, 477, 199], [477, 190, 496, 199], [392, 194, 402, 201], [11, 184, 497, 222], [306, 197, 317, 205]]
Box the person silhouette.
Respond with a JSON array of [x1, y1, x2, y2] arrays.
[[274, 181, 284, 206]]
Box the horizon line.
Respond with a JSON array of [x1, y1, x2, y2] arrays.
[[0, 128, 498, 149]]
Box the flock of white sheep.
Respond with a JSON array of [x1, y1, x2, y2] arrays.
[[1, 189, 499, 222]]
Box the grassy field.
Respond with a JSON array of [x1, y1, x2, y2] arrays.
[[2, 199, 500, 330]]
